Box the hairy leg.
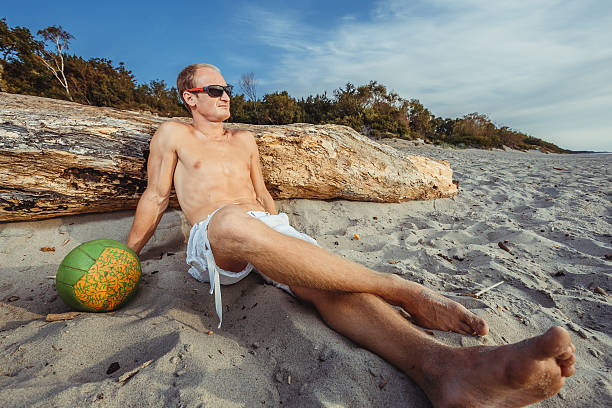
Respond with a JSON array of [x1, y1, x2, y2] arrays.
[[293, 286, 576, 408], [208, 205, 486, 335], [208, 206, 400, 293]]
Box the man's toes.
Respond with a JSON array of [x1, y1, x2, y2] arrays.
[[533, 326, 572, 360], [475, 317, 489, 336], [558, 354, 576, 367], [464, 314, 488, 336], [561, 364, 575, 378], [556, 345, 574, 360], [457, 322, 474, 335]]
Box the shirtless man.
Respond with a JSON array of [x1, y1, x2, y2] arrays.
[[126, 63, 576, 407]]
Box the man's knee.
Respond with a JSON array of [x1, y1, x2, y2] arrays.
[[207, 206, 253, 247]]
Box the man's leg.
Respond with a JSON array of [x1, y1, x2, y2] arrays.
[[291, 286, 576, 408], [207, 205, 487, 335]]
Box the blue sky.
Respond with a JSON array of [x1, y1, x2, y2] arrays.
[[3, 0, 612, 151]]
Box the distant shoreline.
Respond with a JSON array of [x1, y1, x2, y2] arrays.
[[568, 151, 611, 154]]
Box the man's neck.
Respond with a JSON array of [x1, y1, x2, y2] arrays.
[[191, 115, 226, 141]]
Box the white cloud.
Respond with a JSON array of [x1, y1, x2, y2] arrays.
[[234, 0, 612, 150]]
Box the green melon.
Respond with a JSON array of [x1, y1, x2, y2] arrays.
[[56, 239, 141, 312]]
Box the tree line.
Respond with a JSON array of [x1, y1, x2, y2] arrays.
[[1, 18, 566, 153], [0, 18, 185, 116]]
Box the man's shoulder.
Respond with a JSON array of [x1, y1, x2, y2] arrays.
[[157, 120, 191, 134], [230, 128, 257, 145], [152, 120, 191, 146]]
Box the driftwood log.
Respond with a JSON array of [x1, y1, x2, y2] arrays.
[[0, 92, 457, 222]]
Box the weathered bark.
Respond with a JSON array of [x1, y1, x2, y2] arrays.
[[0, 92, 457, 222], [225, 122, 458, 202]]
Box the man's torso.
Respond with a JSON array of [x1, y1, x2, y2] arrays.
[[169, 122, 265, 224]]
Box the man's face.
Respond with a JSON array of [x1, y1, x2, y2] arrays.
[[184, 68, 231, 122]]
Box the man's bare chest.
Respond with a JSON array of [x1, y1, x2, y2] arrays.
[[176, 139, 251, 177]]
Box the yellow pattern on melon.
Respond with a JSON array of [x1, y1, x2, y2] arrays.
[[73, 247, 140, 310]]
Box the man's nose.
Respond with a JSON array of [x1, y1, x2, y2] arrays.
[[221, 91, 230, 101]]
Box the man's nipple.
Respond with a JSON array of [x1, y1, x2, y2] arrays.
[[194, 160, 201, 169]]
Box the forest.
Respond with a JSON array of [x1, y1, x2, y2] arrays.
[[0, 18, 566, 153]]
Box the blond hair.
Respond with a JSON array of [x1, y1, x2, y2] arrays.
[[176, 63, 221, 108]]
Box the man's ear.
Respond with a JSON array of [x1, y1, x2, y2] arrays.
[[183, 91, 197, 111]]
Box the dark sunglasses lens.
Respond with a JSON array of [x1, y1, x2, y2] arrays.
[[207, 86, 224, 97], [225, 85, 233, 97]]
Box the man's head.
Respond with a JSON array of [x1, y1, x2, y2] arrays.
[[177, 63, 231, 121]]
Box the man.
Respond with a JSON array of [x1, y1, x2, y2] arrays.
[[126, 63, 576, 407]]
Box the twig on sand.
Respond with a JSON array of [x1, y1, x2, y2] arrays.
[[553, 167, 568, 171], [594, 286, 607, 296], [45, 312, 82, 322], [498, 241, 513, 254], [474, 281, 504, 297], [437, 253, 453, 263], [460, 280, 505, 299], [117, 359, 153, 385]]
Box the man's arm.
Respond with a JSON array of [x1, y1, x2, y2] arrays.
[[246, 132, 277, 214], [126, 122, 179, 254]]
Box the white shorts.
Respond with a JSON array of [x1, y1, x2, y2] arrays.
[[186, 210, 318, 327]]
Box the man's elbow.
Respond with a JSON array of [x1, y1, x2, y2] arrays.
[[158, 195, 170, 212], [265, 190, 275, 203], [256, 190, 270, 202], [262, 192, 276, 213], [141, 189, 170, 213]]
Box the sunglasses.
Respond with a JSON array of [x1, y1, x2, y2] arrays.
[[185, 84, 233, 98]]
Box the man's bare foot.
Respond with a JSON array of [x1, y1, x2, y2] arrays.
[[393, 279, 489, 336], [422, 326, 576, 408]]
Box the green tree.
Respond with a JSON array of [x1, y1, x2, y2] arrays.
[[260, 91, 303, 124], [134, 79, 185, 117], [406, 99, 433, 139], [329, 81, 410, 138], [430, 116, 455, 143], [300, 93, 334, 124], [0, 17, 23, 61], [450, 112, 499, 147], [0, 18, 49, 96], [359, 81, 409, 138], [331, 82, 365, 130], [229, 93, 257, 123], [496, 126, 524, 148]]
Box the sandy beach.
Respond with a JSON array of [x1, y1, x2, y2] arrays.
[[1, 142, 610, 407]]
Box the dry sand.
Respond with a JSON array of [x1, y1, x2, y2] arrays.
[[1, 142, 610, 407]]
